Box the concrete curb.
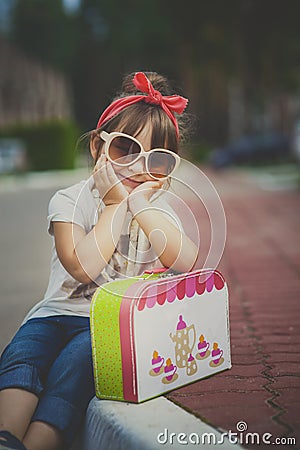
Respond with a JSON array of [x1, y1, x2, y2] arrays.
[[83, 396, 243, 449]]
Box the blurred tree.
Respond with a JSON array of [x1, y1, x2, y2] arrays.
[[72, 0, 177, 129], [5, 0, 300, 143], [11, 0, 79, 73], [238, 0, 300, 94]]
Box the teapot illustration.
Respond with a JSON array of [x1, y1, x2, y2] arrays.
[[170, 315, 196, 368]]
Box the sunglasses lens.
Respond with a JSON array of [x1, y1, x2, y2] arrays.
[[108, 136, 141, 164], [148, 151, 177, 178]]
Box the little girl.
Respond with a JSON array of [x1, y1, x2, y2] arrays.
[[0, 71, 198, 450]]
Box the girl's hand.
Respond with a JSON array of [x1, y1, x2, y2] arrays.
[[93, 155, 128, 206], [128, 180, 163, 215]]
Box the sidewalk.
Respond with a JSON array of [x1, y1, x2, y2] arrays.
[[165, 166, 300, 448]]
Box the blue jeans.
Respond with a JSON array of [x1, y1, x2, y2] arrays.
[[0, 315, 95, 447]]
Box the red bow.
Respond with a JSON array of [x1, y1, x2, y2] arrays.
[[97, 72, 188, 137]]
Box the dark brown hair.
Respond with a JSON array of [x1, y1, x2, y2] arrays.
[[94, 71, 188, 160]]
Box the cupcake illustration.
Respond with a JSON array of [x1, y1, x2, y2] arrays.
[[196, 334, 211, 360], [162, 358, 178, 384], [149, 350, 164, 376], [209, 342, 224, 367]]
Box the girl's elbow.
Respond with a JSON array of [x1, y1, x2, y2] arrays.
[[68, 251, 104, 284], [71, 260, 108, 284], [71, 266, 93, 284], [65, 256, 94, 284]]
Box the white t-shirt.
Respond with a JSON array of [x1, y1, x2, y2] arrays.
[[23, 178, 183, 323]]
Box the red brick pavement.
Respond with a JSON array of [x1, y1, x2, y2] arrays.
[[166, 167, 300, 449]]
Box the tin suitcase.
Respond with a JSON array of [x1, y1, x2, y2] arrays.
[[90, 268, 231, 403]]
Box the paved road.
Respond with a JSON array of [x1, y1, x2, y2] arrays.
[[167, 167, 300, 448], [0, 170, 90, 352], [0, 186, 53, 351]]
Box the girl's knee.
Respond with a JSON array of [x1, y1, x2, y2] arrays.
[[47, 333, 93, 384]]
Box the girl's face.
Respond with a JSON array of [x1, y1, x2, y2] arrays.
[[93, 123, 163, 193]]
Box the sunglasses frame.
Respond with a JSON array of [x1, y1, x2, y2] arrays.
[[100, 131, 180, 180]]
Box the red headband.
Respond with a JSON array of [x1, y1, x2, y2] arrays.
[[96, 72, 188, 137]]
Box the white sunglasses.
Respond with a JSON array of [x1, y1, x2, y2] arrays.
[[100, 131, 180, 180]]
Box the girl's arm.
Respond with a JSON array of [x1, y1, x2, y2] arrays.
[[129, 182, 198, 272], [53, 201, 128, 284], [53, 158, 130, 284]]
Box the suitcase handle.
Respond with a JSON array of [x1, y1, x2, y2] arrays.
[[143, 268, 168, 274]]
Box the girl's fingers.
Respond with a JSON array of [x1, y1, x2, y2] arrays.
[[138, 180, 163, 190], [94, 158, 122, 196], [94, 158, 111, 190], [95, 154, 105, 169], [151, 180, 164, 188], [106, 161, 120, 184], [93, 155, 102, 174], [95, 155, 110, 178]]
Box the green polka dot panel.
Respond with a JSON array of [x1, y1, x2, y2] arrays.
[[90, 278, 139, 400]]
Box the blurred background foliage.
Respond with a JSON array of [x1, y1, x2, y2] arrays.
[[0, 0, 300, 170]]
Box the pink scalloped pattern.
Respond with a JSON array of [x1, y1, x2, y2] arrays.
[[136, 271, 225, 311]]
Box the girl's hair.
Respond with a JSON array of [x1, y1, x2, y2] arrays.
[[94, 71, 189, 161]]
